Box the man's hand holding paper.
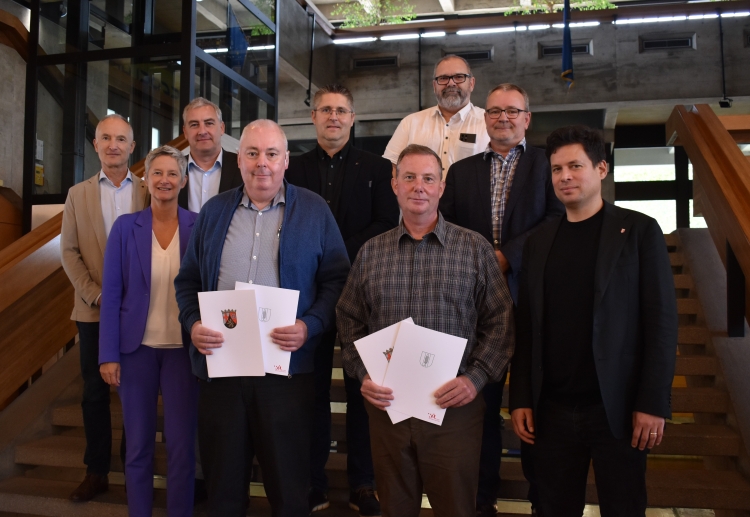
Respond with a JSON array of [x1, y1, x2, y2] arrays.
[[361, 374, 394, 410], [270, 319, 308, 351], [435, 375, 478, 408], [190, 321, 224, 356]]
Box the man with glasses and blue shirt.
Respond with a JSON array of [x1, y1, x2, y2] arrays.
[[440, 83, 564, 517], [286, 83, 399, 516], [383, 55, 490, 178]]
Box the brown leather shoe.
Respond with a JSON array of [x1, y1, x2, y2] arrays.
[[69, 473, 109, 502]]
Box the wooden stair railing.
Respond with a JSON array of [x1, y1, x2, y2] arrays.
[[666, 105, 750, 325], [0, 135, 188, 407]]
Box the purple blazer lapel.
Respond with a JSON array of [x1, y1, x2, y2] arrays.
[[133, 208, 153, 289], [177, 207, 195, 260]]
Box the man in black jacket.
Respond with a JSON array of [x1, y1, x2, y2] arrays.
[[439, 83, 563, 516], [286, 84, 399, 516], [178, 97, 243, 212], [509, 126, 677, 516]]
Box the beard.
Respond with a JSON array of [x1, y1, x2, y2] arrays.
[[435, 86, 468, 111]]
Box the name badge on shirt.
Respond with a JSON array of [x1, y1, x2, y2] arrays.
[[459, 133, 477, 144]]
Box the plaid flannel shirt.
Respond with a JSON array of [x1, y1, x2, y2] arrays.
[[336, 214, 515, 392]]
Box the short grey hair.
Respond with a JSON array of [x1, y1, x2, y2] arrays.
[[395, 144, 442, 177], [144, 145, 188, 180], [96, 113, 134, 141], [486, 83, 530, 112], [240, 119, 288, 151], [433, 54, 472, 80], [183, 97, 223, 124], [312, 84, 355, 112]]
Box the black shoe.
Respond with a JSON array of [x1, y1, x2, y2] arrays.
[[310, 490, 330, 512], [476, 503, 497, 517], [69, 473, 109, 502], [349, 487, 381, 517]]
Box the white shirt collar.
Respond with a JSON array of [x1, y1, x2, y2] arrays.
[[98, 169, 134, 187], [432, 101, 475, 122]]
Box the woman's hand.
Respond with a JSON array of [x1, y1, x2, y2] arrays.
[[100, 362, 121, 386]]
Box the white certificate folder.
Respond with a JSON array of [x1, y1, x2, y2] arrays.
[[198, 290, 266, 378], [383, 323, 467, 426], [235, 282, 300, 375]]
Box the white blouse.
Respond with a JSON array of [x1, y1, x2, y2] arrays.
[[142, 229, 183, 348]]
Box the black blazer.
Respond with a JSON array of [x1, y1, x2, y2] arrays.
[[286, 145, 399, 263], [509, 202, 678, 439], [439, 146, 564, 302], [178, 150, 243, 211]]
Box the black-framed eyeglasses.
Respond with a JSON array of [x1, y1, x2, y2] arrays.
[[485, 108, 528, 120], [314, 107, 354, 117], [434, 74, 471, 85]]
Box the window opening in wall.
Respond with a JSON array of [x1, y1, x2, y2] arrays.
[[450, 50, 493, 62], [640, 35, 694, 51], [616, 200, 677, 233], [540, 43, 590, 58], [353, 56, 398, 69], [614, 147, 675, 182], [689, 199, 707, 228]]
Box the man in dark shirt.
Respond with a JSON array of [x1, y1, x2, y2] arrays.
[[509, 126, 677, 516], [286, 84, 399, 516]]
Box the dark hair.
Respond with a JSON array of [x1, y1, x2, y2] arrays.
[[545, 125, 606, 165], [396, 144, 442, 177], [312, 84, 355, 112]]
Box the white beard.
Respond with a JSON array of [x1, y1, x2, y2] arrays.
[[436, 88, 468, 111]]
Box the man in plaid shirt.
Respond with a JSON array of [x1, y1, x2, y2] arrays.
[[337, 144, 515, 517]]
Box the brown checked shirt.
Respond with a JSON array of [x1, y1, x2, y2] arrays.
[[336, 213, 515, 392]]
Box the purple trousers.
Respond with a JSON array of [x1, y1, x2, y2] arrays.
[[119, 345, 198, 517]]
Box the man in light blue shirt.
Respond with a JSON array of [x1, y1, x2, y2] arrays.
[[178, 97, 243, 212], [60, 114, 148, 502]]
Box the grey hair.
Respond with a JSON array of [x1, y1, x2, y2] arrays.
[[395, 144, 442, 177], [312, 84, 355, 112], [144, 145, 188, 181], [96, 113, 134, 141], [240, 119, 288, 151], [432, 54, 472, 80], [183, 97, 223, 124], [486, 83, 530, 112]]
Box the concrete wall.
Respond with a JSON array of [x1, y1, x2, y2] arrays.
[[0, 45, 25, 198], [278, 15, 750, 138]]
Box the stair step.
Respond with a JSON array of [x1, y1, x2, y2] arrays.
[[14, 436, 166, 476], [674, 355, 718, 376], [677, 298, 701, 316], [52, 402, 163, 431], [670, 253, 685, 267], [671, 387, 730, 413], [655, 424, 741, 456], [664, 234, 679, 249], [678, 326, 709, 345], [673, 274, 692, 290], [498, 461, 750, 509]]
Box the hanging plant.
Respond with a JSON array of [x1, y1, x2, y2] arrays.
[[505, 0, 615, 15], [332, 0, 416, 28]]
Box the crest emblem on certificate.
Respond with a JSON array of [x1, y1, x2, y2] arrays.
[[258, 307, 272, 322], [383, 347, 393, 362], [222, 309, 237, 329], [420, 352, 435, 368]]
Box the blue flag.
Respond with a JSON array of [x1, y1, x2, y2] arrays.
[[561, 0, 574, 89], [227, 3, 247, 70]]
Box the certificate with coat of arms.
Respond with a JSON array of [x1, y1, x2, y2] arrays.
[[198, 290, 266, 378], [235, 282, 300, 376], [383, 323, 467, 426]]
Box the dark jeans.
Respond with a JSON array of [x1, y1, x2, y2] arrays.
[[531, 399, 648, 517], [476, 370, 508, 507], [77, 321, 112, 476], [311, 329, 335, 493], [198, 374, 314, 517]]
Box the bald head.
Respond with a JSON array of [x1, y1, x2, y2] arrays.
[[238, 119, 290, 210]]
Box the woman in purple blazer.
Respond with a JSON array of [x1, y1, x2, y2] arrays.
[[99, 145, 198, 517]]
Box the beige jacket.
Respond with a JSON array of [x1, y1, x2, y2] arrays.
[[60, 173, 149, 322]]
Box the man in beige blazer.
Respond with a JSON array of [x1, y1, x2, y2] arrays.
[[61, 114, 149, 502]]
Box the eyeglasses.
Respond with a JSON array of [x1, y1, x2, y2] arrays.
[[314, 107, 354, 117], [434, 74, 471, 85], [485, 108, 528, 120]]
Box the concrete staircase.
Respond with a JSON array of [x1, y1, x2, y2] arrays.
[[1, 233, 749, 515]]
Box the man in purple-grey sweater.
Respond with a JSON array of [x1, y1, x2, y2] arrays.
[[175, 119, 350, 517]]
